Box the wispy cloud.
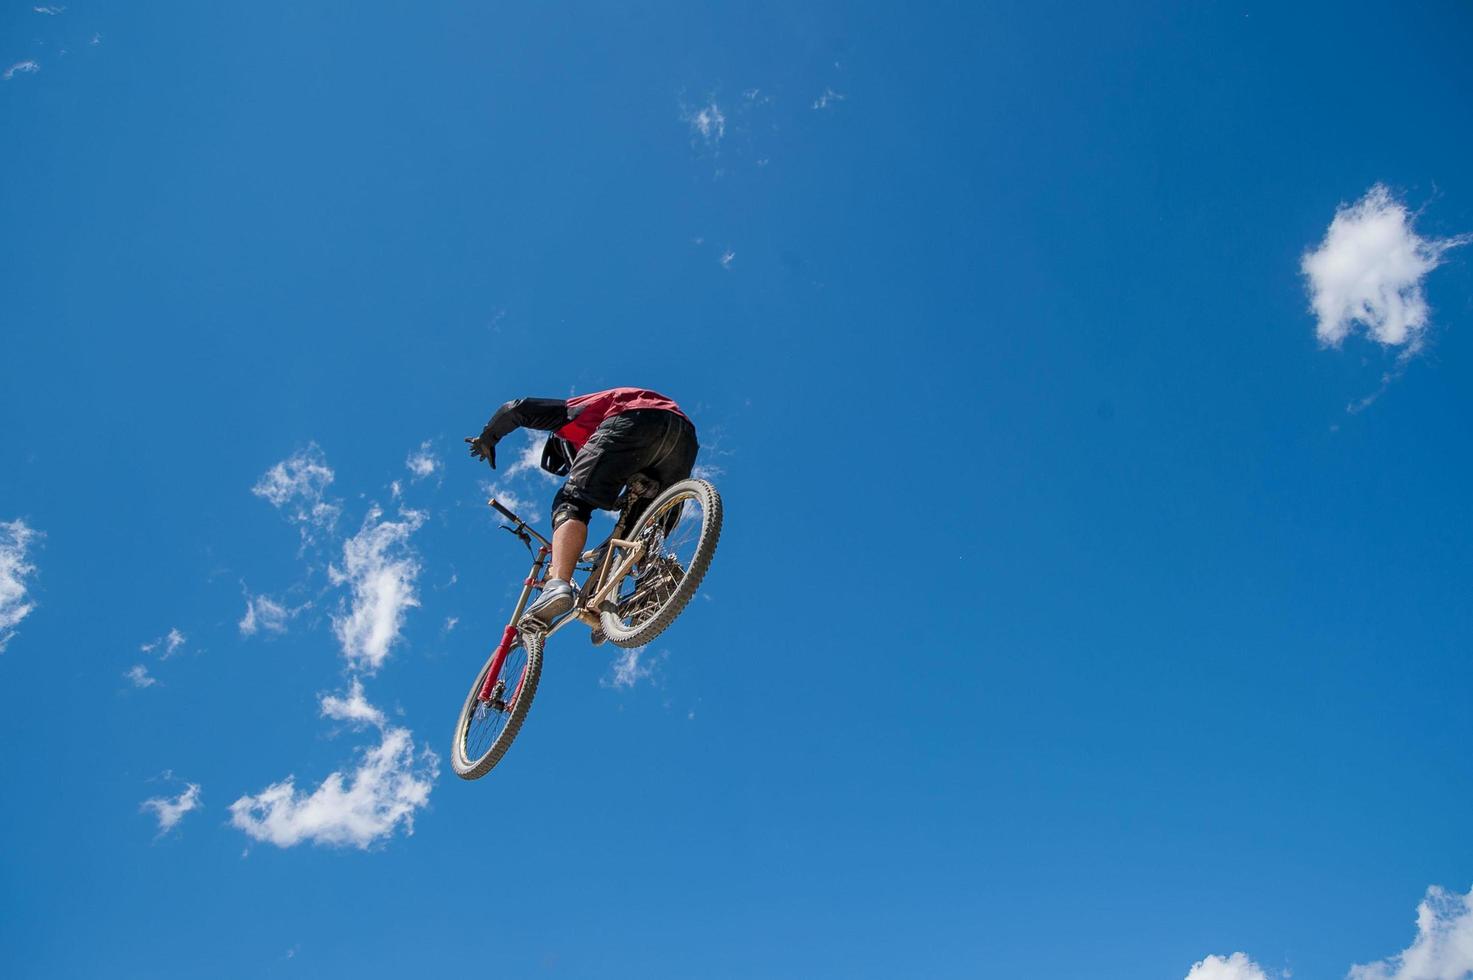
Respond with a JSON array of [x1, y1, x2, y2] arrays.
[[239, 593, 292, 637], [719, 249, 736, 270], [481, 482, 537, 523], [33, 5, 65, 14], [1303, 184, 1468, 352], [319, 677, 386, 730], [234, 455, 439, 851], [812, 87, 845, 110], [683, 101, 726, 145], [229, 725, 438, 849], [1348, 885, 1473, 980], [501, 430, 559, 483], [0, 519, 41, 653], [3, 61, 40, 81], [141, 627, 187, 659], [690, 429, 733, 483], [405, 441, 441, 481], [1183, 952, 1271, 980], [474, 428, 560, 526], [602, 646, 664, 689], [125, 664, 157, 688], [328, 507, 424, 673], [141, 782, 202, 837], [253, 445, 341, 543]]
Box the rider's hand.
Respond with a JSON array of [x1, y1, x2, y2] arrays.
[[465, 432, 497, 469]]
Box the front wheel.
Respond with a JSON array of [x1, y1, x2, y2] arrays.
[[600, 479, 722, 648], [451, 631, 542, 780]]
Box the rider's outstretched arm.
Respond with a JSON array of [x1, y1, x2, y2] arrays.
[[482, 397, 573, 442], [468, 397, 573, 467]]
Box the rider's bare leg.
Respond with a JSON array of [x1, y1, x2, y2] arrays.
[[550, 519, 588, 583], [520, 518, 586, 625]]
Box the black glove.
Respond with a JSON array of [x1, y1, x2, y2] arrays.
[[465, 431, 497, 468]]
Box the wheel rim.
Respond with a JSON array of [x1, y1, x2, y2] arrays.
[[610, 489, 706, 632], [461, 641, 530, 765]]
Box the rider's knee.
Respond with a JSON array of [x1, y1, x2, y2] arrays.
[[551, 490, 592, 531]]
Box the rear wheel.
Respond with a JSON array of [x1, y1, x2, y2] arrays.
[[599, 479, 722, 648], [451, 631, 542, 780]]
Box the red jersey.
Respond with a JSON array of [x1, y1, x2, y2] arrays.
[[556, 388, 687, 450]]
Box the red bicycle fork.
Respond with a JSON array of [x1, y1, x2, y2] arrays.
[[477, 543, 550, 707], [477, 625, 521, 702]]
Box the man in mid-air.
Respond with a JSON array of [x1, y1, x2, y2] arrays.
[[466, 387, 698, 626]]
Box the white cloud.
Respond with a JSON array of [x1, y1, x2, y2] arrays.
[[0, 519, 41, 653], [141, 782, 201, 836], [691, 438, 731, 483], [405, 441, 440, 481], [1349, 885, 1473, 980], [239, 593, 291, 637], [319, 677, 386, 729], [684, 102, 726, 144], [502, 430, 559, 483], [1187, 885, 1473, 980], [812, 87, 845, 110], [603, 646, 658, 689], [33, 5, 65, 14], [328, 507, 424, 673], [1303, 184, 1468, 351], [233, 463, 439, 852], [443, 616, 458, 633], [229, 726, 438, 849], [1183, 953, 1270, 980], [719, 249, 736, 270], [481, 483, 537, 522], [141, 627, 186, 658], [252, 445, 341, 541], [4, 61, 40, 81], [125, 664, 157, 688]]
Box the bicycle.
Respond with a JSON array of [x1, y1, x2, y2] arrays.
[[450, 476, 723, 780]]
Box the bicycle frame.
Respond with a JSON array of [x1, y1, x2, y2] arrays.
[[475, 497, 647, 706]]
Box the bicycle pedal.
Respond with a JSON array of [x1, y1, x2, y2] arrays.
[[519, 606, 579, 635], [517, 618, 550, 638]]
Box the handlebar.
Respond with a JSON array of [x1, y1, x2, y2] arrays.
[[488, 498, 551, 548]]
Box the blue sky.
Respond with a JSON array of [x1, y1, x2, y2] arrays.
[[3, 2, 1473, 977]]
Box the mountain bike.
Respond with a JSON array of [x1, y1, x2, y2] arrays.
[[450, 477, 722, 780]]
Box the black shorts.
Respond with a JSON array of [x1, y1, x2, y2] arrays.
[[551, 409, 699, 524]]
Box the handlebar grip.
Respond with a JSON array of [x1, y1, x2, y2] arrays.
[[490, 499, 519, 522]]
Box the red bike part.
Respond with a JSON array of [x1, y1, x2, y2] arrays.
[[477, 625, 521, 702]]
